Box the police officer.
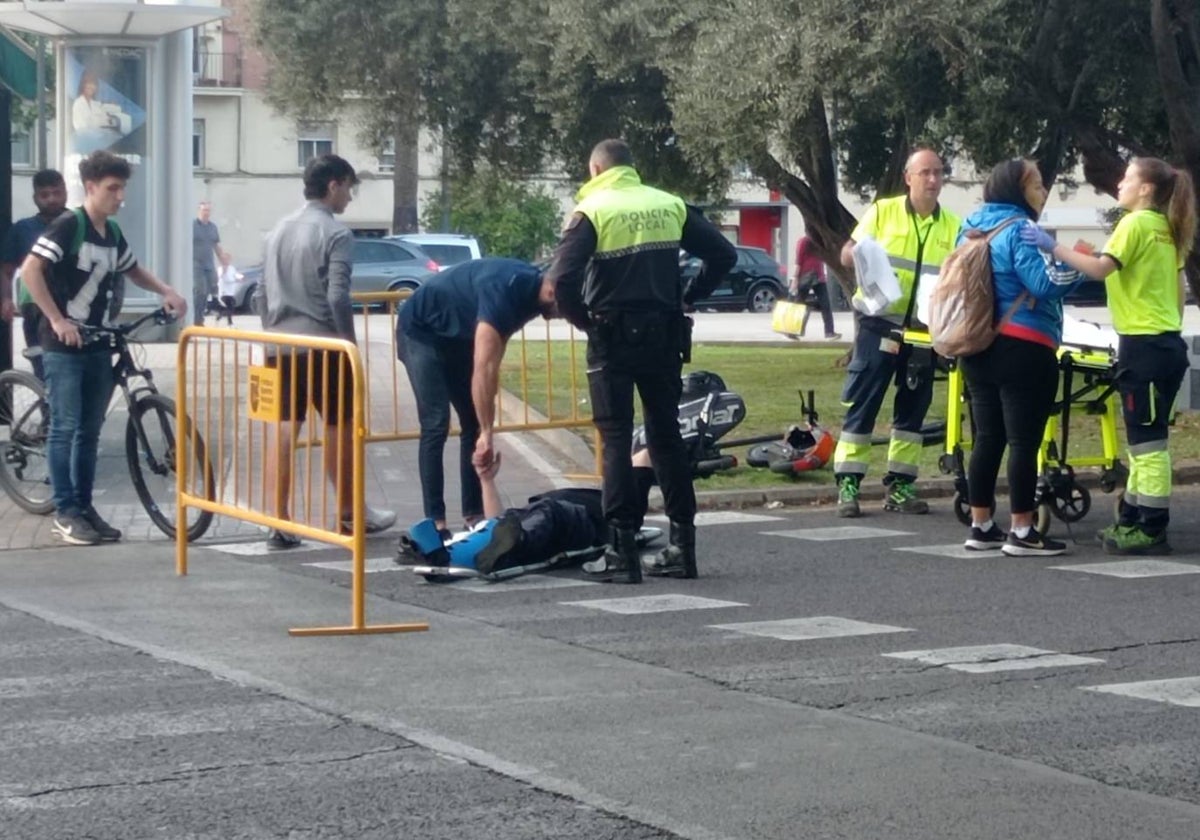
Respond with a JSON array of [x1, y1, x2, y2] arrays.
[[834, 148, 962, 518], [548, 139, 736, 583]]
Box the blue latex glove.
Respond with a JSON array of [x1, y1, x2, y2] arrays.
[[1019, 221, 1056, 252]]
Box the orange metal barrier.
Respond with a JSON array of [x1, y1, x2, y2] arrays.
[[174, 325, 429, 637], [353, 291, 601, 477]]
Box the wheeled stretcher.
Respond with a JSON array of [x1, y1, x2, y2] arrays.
[[902, 319, 1125, 536]]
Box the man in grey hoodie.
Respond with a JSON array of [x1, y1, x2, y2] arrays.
[[255, 154, 395, 549]]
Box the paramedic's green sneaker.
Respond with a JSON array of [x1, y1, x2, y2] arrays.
[[883, 479, 929, 514], [1095, 523, 1134, 546], [837, 476, 861, 518], [1103, 526, 1171, 556]]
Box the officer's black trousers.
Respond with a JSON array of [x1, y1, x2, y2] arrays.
[[586, 314, 694, 531]]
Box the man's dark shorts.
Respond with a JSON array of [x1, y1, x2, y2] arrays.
[[268, 350, 355, 424]]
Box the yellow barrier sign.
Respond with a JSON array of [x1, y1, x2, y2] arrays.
[[248, 365, 282, 423]]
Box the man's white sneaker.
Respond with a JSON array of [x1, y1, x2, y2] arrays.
[[342, 505, 397, 534]]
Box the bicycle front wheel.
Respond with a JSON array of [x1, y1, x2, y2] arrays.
[[126, 393, 214, 541], [0, 370, 54, 515]]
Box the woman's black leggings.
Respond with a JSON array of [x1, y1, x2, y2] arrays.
[[960, 335, 1060, 515]]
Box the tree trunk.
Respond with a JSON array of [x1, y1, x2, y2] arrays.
[[390, 109, 420, 234]]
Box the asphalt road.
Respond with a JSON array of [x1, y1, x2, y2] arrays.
[[112, 482, 1199, 839]]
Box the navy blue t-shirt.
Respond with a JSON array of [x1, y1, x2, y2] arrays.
[[1, 216, 50, 267], [398, 257, 543, 342]]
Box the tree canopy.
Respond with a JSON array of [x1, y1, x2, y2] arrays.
[[251, 0, 1200, 287]]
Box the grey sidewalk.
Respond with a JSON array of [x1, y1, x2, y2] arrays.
[[1, 317, 586, 550]]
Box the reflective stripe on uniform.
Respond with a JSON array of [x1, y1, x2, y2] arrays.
[[1128, 448, 1172, 507], [834, 433, 872, 476], [886, 435, 922, 478], [1128, 439, 1168, 457]]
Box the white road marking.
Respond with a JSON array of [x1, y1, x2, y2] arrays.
[[894, 543, 994, 559], [884, 644, 1103, 673], [1050, 560, 1200, 578], [646, 511, 783, 526], [304, 557, 408, 574], [711, 616, 912, 641], [1083, 676, 1200, 707], [457, 576, 599, 593], [200, 541, 324, 557], [564, 594, 747, 615], [762, 526, 914, 542]]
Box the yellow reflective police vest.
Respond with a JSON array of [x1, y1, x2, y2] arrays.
[[851, 195, 961, 322], [574, 166, 686, 259]]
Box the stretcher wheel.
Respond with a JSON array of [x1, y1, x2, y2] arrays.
[[938, 453, 957, 475], [1053, 483, 1091, 523], [952, 493, 993, 527], [953, 493, 972, 526], [1035, 503, 1053, 537]]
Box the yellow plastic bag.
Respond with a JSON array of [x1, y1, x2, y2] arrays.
[[771, 300, 807, 336]]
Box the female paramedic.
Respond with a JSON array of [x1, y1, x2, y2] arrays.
[[1023, 157, 1196, 556]]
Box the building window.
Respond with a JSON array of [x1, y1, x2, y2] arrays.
[[11, 127, 32, 168], [377, 138, 395, 173], [297, 122, 335, 167], [192, 118, 205, 168]]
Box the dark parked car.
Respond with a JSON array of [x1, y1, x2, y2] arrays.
[[234, 238, 439, 310], [680, 246, 787, 313]]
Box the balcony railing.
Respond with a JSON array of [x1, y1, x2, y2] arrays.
[[193, 51, 242, 88]]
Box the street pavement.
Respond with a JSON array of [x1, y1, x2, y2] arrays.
[[4, 311, 1200, 838]]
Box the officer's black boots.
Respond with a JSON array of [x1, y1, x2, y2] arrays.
[[582, 526, 642, 584], [643, 521, 697, 579]]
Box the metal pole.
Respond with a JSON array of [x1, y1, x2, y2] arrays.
[[35, 35, 45, 169]]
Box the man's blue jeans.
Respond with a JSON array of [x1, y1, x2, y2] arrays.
[[43, 350, 114, 517], [396, 330, 482, 523]]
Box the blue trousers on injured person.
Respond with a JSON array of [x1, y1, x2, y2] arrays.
[[401, 451, 660, 581]]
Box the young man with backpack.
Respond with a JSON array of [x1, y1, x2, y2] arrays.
[[20, 151, 188, 545]]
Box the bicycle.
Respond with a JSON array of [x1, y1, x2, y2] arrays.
[[0, 309, 215, 541]]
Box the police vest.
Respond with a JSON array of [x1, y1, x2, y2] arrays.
[[573, 166, 688, 313], [852, 195, 961, 322]]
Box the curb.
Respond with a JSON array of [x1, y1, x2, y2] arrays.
[[682, 463, 1200, 513]]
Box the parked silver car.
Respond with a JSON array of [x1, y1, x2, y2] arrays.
[[236, 237, 438, 309]]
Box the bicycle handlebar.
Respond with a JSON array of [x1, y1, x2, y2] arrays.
[[78, 308, 177, 345]]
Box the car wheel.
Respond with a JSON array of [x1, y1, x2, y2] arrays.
[[747, 281, 779, 313], [239, 283, 258, 313], [387, 281, 419, 311]]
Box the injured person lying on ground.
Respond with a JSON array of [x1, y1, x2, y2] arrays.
[[401, 451, 662, 582]]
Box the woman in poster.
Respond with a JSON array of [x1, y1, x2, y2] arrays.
[[71, 71, 130, 152]]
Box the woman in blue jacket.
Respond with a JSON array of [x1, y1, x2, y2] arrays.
[[958, 159, 1079, 557]]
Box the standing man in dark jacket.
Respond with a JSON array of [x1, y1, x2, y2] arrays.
[[547, 139, 736, 583]]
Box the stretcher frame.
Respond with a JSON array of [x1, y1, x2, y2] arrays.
[[902, 329, 1125, 535]]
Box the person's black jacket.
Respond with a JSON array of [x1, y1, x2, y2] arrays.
[[548, 205, 737, 330]]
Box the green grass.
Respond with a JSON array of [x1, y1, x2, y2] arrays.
[[499, 340, 1200, 489]]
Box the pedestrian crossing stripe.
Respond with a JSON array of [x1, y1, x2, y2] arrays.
[[563, 594, 747, 615], [1082, 676, 1200, 707], [305, 557, 408, 573], [884, 644, 1104, 673], [646, 511, 784, 527], [201, 541, 324, 557], [1050, 560, 1200, 578], [762, 526, 914, 542], [894, 544, 994, 559], [710, 616, 912, 641], [456, 576, 598, 593]]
